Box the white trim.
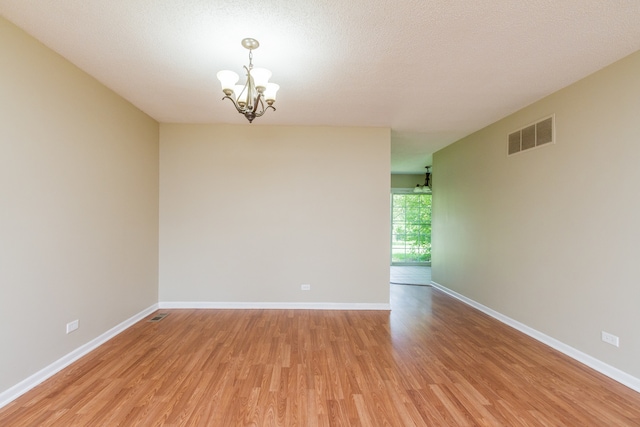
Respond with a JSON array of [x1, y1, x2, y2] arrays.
[[159, 301, 390, 310], [0, 303, 159, 409], [391, 187, 431, 195], [430, 281, 640, 393], [391, 262, 431, 267]]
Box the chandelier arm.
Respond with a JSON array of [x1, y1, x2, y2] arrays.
[[252, 96, 266, 117], [244, 65, 255, 111], [252, 93, 264, 113], [253, 105, 276, 118], [221, 93, 275, 121], [221, 95, 246, 114]]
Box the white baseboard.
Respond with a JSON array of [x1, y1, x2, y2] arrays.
[[0, 303, 159, 409], [159, 301, 390, 310], [430, 281, 640, 394]]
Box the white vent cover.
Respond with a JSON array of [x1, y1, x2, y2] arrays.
[[508, 115, 554, 156]]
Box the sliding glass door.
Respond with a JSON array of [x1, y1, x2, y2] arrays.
[[391, 192, 432, 265]]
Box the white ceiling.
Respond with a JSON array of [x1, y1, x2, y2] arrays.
[[2, 1, 640, 173]]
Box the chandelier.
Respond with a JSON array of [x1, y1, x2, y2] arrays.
[[414, 166, 432, 193], [216, 38, 280, 123]]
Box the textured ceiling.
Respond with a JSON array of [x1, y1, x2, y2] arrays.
[[1, 1, 640, 173]]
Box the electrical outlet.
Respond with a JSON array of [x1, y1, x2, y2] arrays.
[[66, 320, 79, 334], [301, 284, 311, 291], [601, 331, 619, 347]]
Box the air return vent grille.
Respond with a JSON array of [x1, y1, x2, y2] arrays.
[[508, 115, 554, 155], [148, 313, 168, 322]]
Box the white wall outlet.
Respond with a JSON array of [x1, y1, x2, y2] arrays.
[[301, 284, 311, 291], [66, 319, 79, 334], [601, 331, 619, 347]]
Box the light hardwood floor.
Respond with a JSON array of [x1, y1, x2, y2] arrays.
[[1, 285, 639, 426]]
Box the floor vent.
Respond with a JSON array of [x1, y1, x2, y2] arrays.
[[508, 115, 554, 156], [148, 313, 169, 322]]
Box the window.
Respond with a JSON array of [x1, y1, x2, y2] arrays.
[[391, 192, 432, 264]]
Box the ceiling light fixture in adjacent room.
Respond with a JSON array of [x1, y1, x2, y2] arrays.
[[414, 166, 432, 193], [216, 38, 280, 123]]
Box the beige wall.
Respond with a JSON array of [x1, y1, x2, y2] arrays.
[[159, 124, 390, 305], [0, 17, 159, 393], [432, 50, 640, 378], [391, 174, 424, 189]]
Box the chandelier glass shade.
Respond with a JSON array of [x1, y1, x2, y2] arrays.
[[216, 38, 280, 123]]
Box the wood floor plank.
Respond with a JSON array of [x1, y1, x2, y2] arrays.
[[2, 284, 640, 426]]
